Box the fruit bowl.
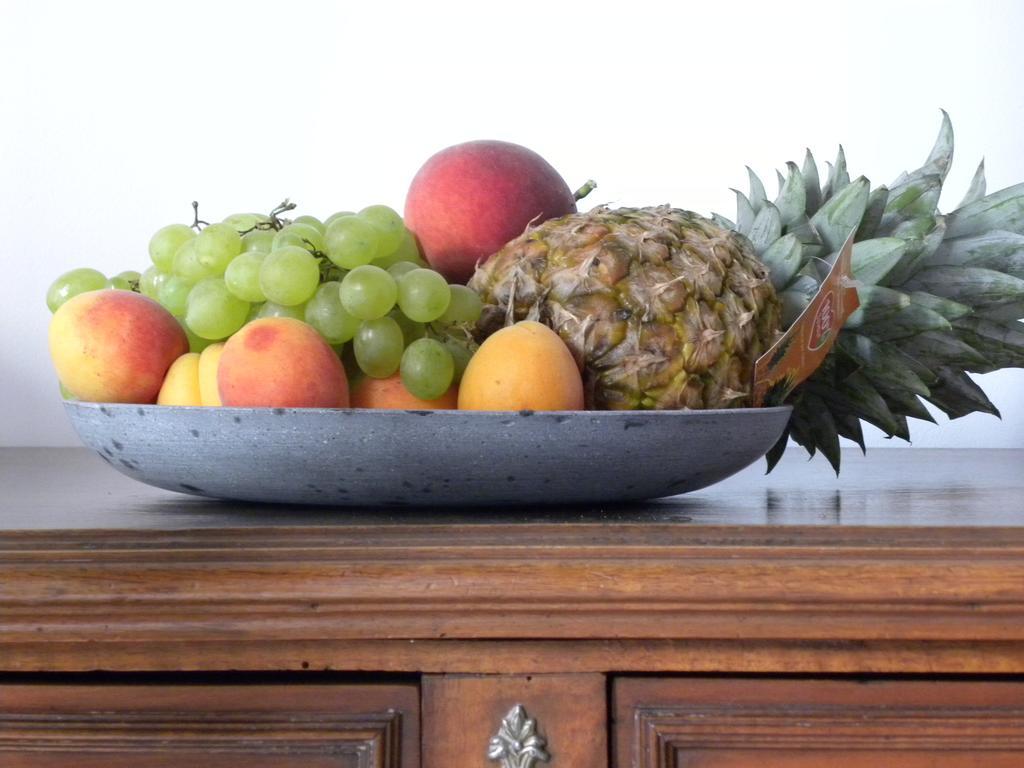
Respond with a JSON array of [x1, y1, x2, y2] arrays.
[[65, 401, 792, 507]]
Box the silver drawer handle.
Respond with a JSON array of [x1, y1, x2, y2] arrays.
[[487, 704, 550, 767]]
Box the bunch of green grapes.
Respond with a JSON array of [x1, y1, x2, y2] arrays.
[[316, 207, 482, 399], [46, 200, 482, 400]]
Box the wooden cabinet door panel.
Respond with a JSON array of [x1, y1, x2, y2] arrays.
[[614, 678, 1024, 767], [0, 683, 418, 767]]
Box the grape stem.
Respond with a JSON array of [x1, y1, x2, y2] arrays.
[[267, 199, 297, 230], [573, 180, 597, 201], [236, 199, 298, 236], [190, 201, 210, 230], [312, 243, 344, 283], [318, 259, 344, 283], [302, 239, 325, 259]]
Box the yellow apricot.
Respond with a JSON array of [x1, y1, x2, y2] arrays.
[[157, 353, 202, 406], [458, 321, 584, 411]]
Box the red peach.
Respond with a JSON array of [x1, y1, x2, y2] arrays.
[[404, 140, 576, 283], [49, 289, 188, 403], [218, 318, 349, 408]]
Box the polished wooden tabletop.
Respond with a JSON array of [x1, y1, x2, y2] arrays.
[[1, 446, 1021, 529], [3, 446, 1023, 675]]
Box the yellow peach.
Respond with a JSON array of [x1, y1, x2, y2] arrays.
[[157, 353, 202, 406], [198, 343, 225, 406]]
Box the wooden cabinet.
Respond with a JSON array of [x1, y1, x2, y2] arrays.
[[2, 447, 1024, 766]]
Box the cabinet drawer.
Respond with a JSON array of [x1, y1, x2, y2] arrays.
[[614, 677, 1024, 767], [0, 683, 418, 767]]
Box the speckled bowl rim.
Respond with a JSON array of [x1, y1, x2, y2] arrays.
[[66, 401, 793, 417]]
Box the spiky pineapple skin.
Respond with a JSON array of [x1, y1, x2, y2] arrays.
[[470, 206, 781, 410]]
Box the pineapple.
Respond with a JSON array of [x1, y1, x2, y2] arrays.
[[469, 114, 1024, 472], [471, 208, 781, 410]]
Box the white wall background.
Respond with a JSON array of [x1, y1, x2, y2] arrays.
[[1, 0, 1022, 448]]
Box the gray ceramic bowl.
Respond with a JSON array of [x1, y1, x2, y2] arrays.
[[64, 401, 792, 506]]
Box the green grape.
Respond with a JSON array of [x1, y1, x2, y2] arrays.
[[241, 229, 276, 253], [373, 228, 426, 269], [46, 268, 107, 312], [388, 309, 426, 345], [185, 277, 250, 339], [259, 246, 320, 306], [386, 260, 421, 280], [324, 210, 355, 227], [292, 215, 325, 234], [148, 224, 195, 271], [272, 222, 325, 253], [359, 204, 404, 254], [305, 281, 361, 344], [400, 338, 455, 400], [106, 270, 141, 291], [444, 338, 475, 383], [339, 265, 397, 320], [195, 222, 242, 274], [139, 266, 169, 299], [186, 276, 235, 319], [397, 268, 451, 322], [173, 239, 216, 281], [438, 284, 483, 324], [222, 212, 269, 232], [353, 316, 404, 378], [224, 251, 267, 302], [325, 215, 381, 268], [257, 300, 307, 321], [157, 275, 194, 316]]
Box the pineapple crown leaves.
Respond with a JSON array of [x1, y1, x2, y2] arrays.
[[717, 111, 1024, 474]]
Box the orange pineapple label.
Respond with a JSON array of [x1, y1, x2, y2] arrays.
[[752, 232, 860, 407]]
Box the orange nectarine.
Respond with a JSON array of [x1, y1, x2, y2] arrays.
[[351, 373, 458, 410]]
